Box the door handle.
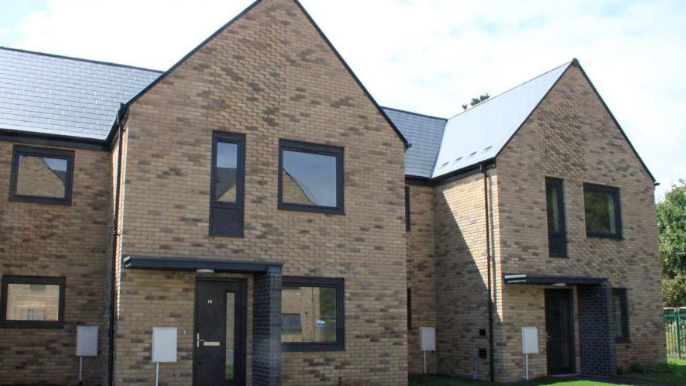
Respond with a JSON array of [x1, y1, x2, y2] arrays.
[[197, 333, 220, 347], [197, 333, 205, 348]]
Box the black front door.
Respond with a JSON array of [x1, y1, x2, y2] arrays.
[[545, 289, 576, 375], [194, 279, 246, 386]]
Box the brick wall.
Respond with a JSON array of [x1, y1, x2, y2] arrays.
[[495, 64, 666, 380], [0, 141, 111, 385], [113, 0, 408, 385], [432, 171, 502, 381]]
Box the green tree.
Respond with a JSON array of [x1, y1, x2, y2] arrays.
[[462, 93, 490, 110], [658, 180, 686, 306]]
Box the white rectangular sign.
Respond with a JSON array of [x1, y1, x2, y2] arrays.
[[522, 327, 539, 354], [420, 327, 436, 352], [152, 327, 178, 363], [76, 326, 99, 357]]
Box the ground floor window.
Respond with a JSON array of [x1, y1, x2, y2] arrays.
[[281, 277, 344, 351], [613, 288, 630, 343], [0, 276, 65, 329]]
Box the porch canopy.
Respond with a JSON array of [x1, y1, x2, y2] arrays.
[[123, 255, 282, 273], [503, 273, 607, 285]]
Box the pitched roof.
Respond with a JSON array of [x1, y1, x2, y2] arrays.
[[383, 108, 446, 178], [432, 61, 572, 179], [0, 47, 161, 140]]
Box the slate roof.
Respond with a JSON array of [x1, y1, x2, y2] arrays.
[[0, 47, 161, 140], [432, 61, 572, 178], [382, 108, 446, 178], [3, 48, 633, 181]]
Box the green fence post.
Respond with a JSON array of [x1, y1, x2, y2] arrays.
[[678, 313, 683, 359]]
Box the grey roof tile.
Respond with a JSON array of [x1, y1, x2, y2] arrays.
[[0, 47, 161, 140], [383, 108, 446, 178]]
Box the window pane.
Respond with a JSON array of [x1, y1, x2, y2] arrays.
[[613, 293, 624, 338], [547, 185, 560, 232], [6, 283, 60, 321], [16, 155, 68, 198], [281, 286, 337, 343], [215, 142, 238, 203], [225, 292, 235, 381], [584, 190, 617, 234], [282, 150, 337, 207]]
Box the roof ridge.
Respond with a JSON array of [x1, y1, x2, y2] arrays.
[[0, 46, 164, 74], [382, 106, 448, 122], [446, 59, 574, 120]]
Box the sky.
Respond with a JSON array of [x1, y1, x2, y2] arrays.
[[0, 0, 684, 199]]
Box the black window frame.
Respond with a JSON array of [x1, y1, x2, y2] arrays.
[[407, 287, 413, 330], [583, 183, 623, 239], [546, 177, 567, 258], [282, 277, 345, 352], [612, 288, 630, 343], [278, 140, 344, 215], [0, 275, 66, 329], [405, 186, 412, 232], [209, 131, 246, 237], [9, 145, 75, 205]]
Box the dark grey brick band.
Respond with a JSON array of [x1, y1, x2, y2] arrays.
[[252, 266, 283, 386], [578, 280, 617, 377]]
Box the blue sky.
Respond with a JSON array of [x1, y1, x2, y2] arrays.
[[1, 0, 684, 199]]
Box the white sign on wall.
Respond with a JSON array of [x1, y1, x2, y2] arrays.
[[420, 327, 436, 352], [152, 327, 178, 363], [522, 327, 539, 354], [76, 326, 99, 357]]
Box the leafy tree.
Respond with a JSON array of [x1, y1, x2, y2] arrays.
[[658, 180, 686, 306], [462, 93, 490, 110]]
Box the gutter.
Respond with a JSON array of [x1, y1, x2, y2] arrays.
[[481, 163, 496, 382], [108, 104, 128, 386]]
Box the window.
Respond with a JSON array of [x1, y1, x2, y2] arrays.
[[612, 289, 629, 343], [278, 140, 344, 214], [9, 146, 74, 205], [281, 277, 344, 351], [1, 276, 66, 329], [407, 288, 413, 330], [405, 186, 411, 231], [209, 132, 245, 237], [546, 178, 567, 257], [584, 183, 622, 238]]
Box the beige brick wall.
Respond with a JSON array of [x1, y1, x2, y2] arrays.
[[495, 64, 666, 380], [0, 141, 111, 385], [112, 0, 408, 385], [406, 185, 438, 374], [432, 171, 503, 381]]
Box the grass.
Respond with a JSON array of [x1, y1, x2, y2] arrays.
[[620, 358, 686, 386], [410, 375, 635, 386]]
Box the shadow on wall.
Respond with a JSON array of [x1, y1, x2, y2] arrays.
[[433, 172, 502, 381]]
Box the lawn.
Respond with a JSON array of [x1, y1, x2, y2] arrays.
[[410, 359, 686, 386], [620, 359, 686, 386], [409, 375, 634, 386]]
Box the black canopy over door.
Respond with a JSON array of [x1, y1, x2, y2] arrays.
[[545, 289, 576, 375], [194, 279, 246, 386]]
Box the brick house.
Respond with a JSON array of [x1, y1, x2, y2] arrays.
[[0, 0, 665, 385]]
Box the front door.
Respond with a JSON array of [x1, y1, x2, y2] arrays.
[[194, 279, 246, 386], [545, 289, 576, 375]]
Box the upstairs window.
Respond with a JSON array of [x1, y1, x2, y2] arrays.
[[546, 178, 567, 257], [278, 140, 344, 214], [281, 277, 345, 352], [9, 146, 74, 205], [584, 183, 622, 239], [0, 276, 66, 329], [612, 288, 629, 343], [209, 132, 245, 237]]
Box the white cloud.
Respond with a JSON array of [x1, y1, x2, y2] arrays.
[[4, 0, 685, 198]]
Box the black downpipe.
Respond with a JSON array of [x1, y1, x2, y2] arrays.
[[108, 105, 128, 386], [481, 164, 495, 382]]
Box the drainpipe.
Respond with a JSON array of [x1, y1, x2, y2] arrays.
[[108, 104, 128, 386], [481, 163, 496, 382]]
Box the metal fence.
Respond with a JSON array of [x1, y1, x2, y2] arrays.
[[665, 308, 686, 359]]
